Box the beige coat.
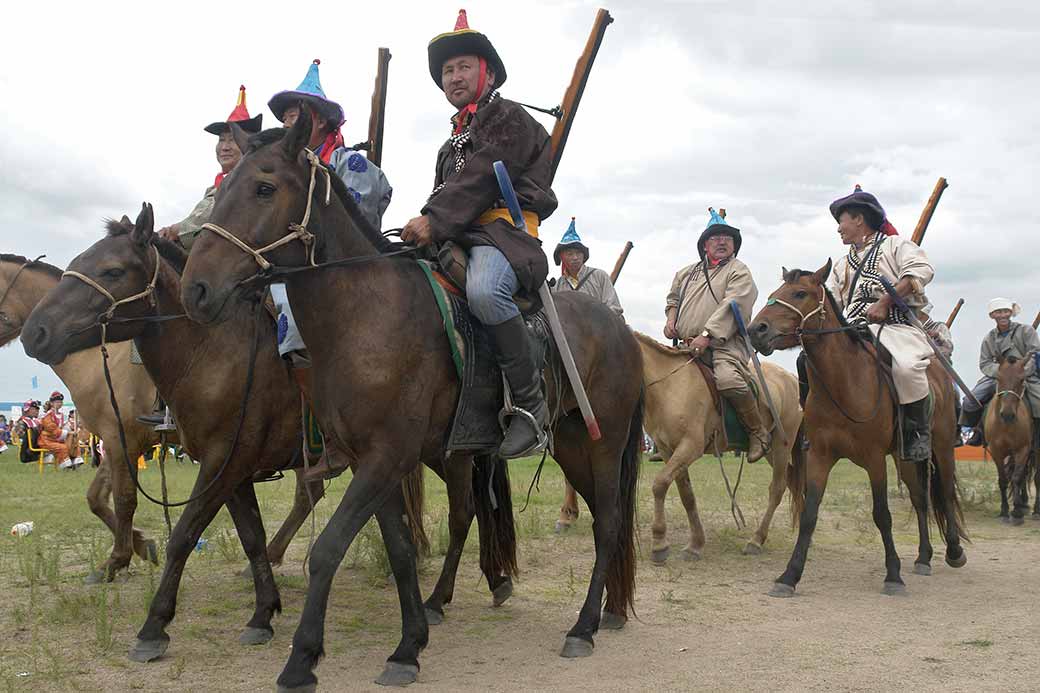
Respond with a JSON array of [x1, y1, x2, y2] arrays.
[[553, 265, 623, 317]]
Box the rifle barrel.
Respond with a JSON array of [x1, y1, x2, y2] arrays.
[[945, 298, 964, 328], [911, 176, 948, 246], [609, 241, 634, 285]]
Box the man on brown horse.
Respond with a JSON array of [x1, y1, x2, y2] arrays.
[[663, 208, 769, 461], [552, 217, 623, 317], [402, 9, 558, 459], [960, 297, 1040, 447], [827, 185, 935, 462]]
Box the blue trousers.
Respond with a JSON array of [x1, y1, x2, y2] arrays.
[[466, 245, 520, 326], [962, 376, 996, 414]]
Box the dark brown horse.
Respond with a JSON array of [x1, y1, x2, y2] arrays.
[[180, 116, 644, 690], [749, 262, 967, 597], [983, 353, 1040, 524], [21, 206, 517, 665]]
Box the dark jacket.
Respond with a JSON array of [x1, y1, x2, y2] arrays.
[[422, 96, 558, 307]]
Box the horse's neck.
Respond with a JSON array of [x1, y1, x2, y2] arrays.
[[803, 313, 877, 400], [0, 263, 58, 346]]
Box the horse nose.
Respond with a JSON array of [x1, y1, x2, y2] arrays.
[[187, 280, 211, 314], [25, 321, 50, 357], [752, 320, 769, 335], [1001, 411, 1016, 424]]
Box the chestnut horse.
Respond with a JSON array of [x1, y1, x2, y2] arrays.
[[983, 353, 1040, 524], [633, 331, 805, 561], [1, 254, 159, 578], [180, 118, 644, 690], [750, 262, 967, 597], [22, 208, 517, 663]]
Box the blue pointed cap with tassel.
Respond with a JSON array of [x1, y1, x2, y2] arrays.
[[553, 216, 590, 265], [697, 207, 742, 259], [268, 59, 345, 128]]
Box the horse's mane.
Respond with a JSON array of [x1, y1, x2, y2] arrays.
[[104, 218, 132, 237], [631, 330, 689, 357], [248, 127, 393, 254], [0, 253, 62, 279], [103, 217, 188, 275], [782, 268, 815, 283]]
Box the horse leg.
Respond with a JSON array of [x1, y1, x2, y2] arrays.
[[997, 457, 1010, 521], [897, 458, 933, 575], [84, 457, 157, 583], [226, 481, 282, 646], [746, 451, 788, 555], [129, 474, 235, 662], [556, 479, 579, 532], [263, 470, 326, 569], [650, 438, 702, 565], [771, 450, 836, 597], [423, 456, 475, 624], [277, 456, 423, 692], [935, 450, 967, 567], [867, 457, 905, 595], [102, 442, 143, 581], [673, 469, 705, 560], [1032, 453, 1040, 518], [1011, 448, 1031, 525]]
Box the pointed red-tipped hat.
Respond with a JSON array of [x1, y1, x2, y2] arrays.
[[205, 85, 264, 135], [428, 9, 507, 88]]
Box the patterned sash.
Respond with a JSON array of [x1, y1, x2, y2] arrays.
[[428, 91, 501, 200], [845, 232, 909, 325]]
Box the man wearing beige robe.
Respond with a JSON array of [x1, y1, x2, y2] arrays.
[[826, 185, 935, 462], [664, 209, 768, 461]]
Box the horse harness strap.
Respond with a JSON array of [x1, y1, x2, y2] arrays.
[[0, 254, 46, 322], [63, 245, 162, 333], [200, 148, 331, 270]]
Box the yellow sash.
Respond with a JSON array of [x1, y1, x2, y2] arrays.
[[476, 208, 540, 238]]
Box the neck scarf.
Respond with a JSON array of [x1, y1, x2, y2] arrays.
[[214, 171, 227, 189], [428, 90, 501, 200], [452, 58, 488, 135]]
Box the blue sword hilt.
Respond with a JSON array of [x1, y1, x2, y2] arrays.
[[730, 300, 749, 336], [493, 161, 527, 233]]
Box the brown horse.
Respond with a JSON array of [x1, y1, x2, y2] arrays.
[[1, 253, 159, 578], [180, 117, 644, 690], [633, 331, 805, 561], [749, 262, 967, 597], [21, 207, 517, 663], [983, 353, 1040, 524]]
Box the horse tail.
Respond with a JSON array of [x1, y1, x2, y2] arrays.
[[401, 464, 429, 557], [473, 454, 519, 579], [786, 423, 807, 527], [605, 389, 644, 618], [930, 453, 969, 544]]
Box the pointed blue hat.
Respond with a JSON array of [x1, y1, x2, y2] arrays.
[[697, 207, 742, 259], [554, 217, 590, 265], [268, 59, 345, 128]]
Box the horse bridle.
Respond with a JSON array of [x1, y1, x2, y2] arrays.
[[200, 148, 331, 271], [0, 254, 46, 329], [765, 285, 828, 342]]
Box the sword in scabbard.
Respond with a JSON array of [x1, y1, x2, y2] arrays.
[[730, 301, 787, 447], [878, 276, 982, 410], [493, 161, 602, 441]]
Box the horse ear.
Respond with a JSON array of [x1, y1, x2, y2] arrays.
[[282, 102, 312, 159], [229, 121, 251, 156], [812, 258, 833, 285], [131, 202, 155, 246], [119, 215, 132, 227]]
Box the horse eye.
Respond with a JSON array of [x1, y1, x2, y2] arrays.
[[257, 182, 276, 198], [794, 290, 807, 299], [103, 268, 125, 278]]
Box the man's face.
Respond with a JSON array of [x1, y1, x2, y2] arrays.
[[561, 248, 586, 275], [837, 211, 868, 246], [281, 105, 328, 149], [441, 55, 492, 109], [215, 131, 242, 173], [704, 234, 735, 262], [990, 308, 1013, 330]]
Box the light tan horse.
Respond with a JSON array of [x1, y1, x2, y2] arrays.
[[984, 353, 1039, 524], [632, 331, 804, 561]]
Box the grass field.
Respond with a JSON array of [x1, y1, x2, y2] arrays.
[[0, 449, 1031, 692]]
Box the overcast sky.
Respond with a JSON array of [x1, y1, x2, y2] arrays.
[[2, 0, 1038, 405]]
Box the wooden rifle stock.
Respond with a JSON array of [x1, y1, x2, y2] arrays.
[[609, 241, 633, 285], [548, 8, 613, 182], [1033, 310, 1040, 331], [911, 177, 948, 246], [363, 48, 392, 168], [945, 298, 964, 328]]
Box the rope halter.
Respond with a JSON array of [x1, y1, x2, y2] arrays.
[[199, 148, 331, 271], [764, 286, 827, 340], [62, 244, 161, 344]]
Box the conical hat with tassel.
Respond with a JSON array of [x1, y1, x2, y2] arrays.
[[204, 85, 263, 135], [428, 9, 507, 88]]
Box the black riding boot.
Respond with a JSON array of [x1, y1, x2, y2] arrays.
[[957, 406, 984, 447], [901, 397, 932, 463], [490, 315, 547, 459]]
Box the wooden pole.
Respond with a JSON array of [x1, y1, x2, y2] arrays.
[[364, 48, 392, 167], [548, 9, 614, 182], [945, 299, 964, 328], [609, 241, 633, 284], [911, 177, 948, 246], [1032, 310, 1040, 331]]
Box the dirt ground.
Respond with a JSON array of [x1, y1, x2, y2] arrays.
[[1, 455, 1038, 692]]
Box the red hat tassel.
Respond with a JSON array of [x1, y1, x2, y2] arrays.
[[455, 8, 469, 30]]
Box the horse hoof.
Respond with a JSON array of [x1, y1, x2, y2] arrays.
[[600, 611, 627, 631], [1011, 515, 1025, 526], [559, 636, 594, 658], [425, 607, 444, 626], [239, 626, 273, 646], [554, 521, 572, 533], [277, 684, 317, 693], [650, 546, 670, 565], [374, 661, 418, 687], [679, 547, 702, 562], [1032, 512, 1040, 520], [768, 583, 795, 598], [881, 582, 906, 596], [913, 563, 932, 576], [84, 570, 108, 585], [1000, 515, 1011, 524], [492, 578, 513, 607], [128, 636, 169, 663], [946, 551, 967, 569], [742, 542, 763, 556]]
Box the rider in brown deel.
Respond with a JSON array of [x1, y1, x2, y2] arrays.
[[664, 208, 770, 462], [402, 9, 558, 459]]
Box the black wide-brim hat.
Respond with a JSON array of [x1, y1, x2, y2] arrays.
[[829, 186, 885, 230], [204, 113, 263, 136], [428, 29, 507, 89], [697, 223, 742, 259], [553, 241, 590, 266]]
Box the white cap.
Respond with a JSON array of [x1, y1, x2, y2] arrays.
[[987, 297, 1020, 317]]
